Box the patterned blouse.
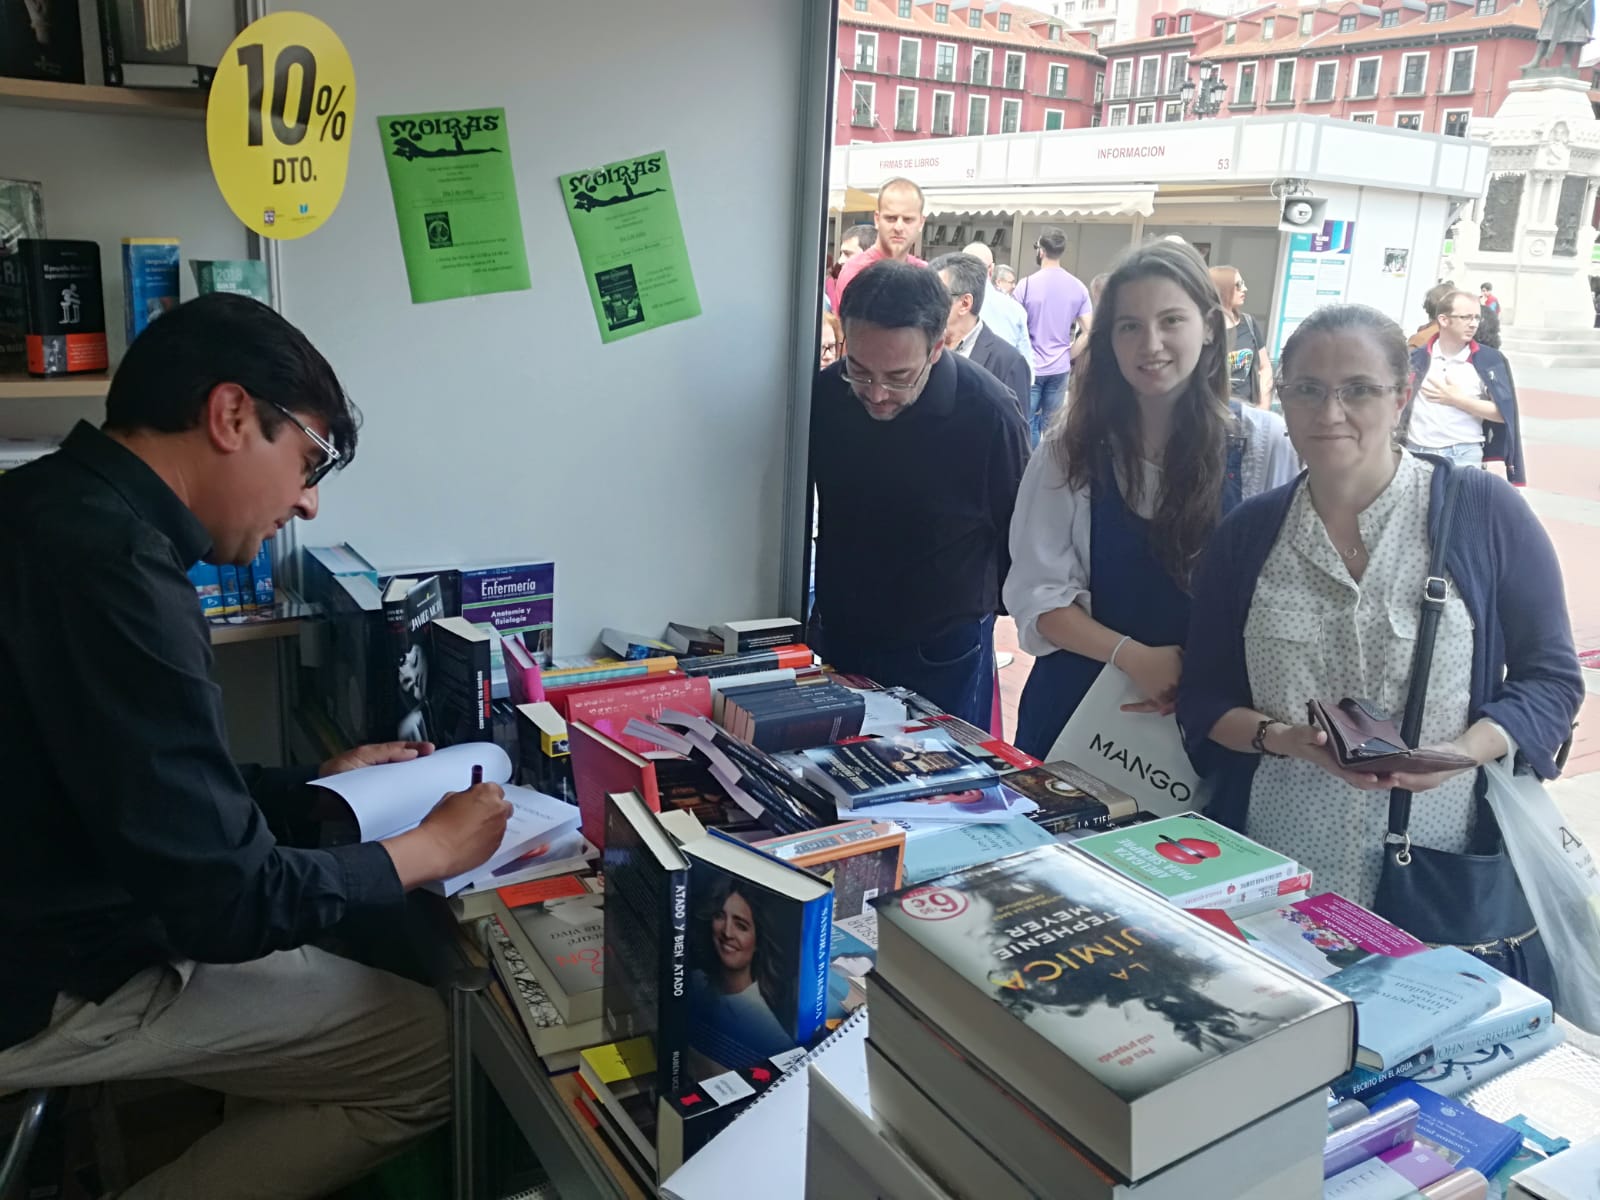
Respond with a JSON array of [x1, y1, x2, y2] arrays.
[[1243, 452, 1478, 906]]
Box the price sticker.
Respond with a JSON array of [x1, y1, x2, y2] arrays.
[[206, 12, 356, 240], [898, 886, 969, 922]]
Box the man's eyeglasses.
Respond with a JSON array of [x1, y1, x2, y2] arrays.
[[1274, 381, 1402, 409], [1441, 312, 1481, 323], [266, 399, 342, 488], [840, 351, 936, 397]]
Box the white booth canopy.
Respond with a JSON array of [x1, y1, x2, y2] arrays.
[[921, 187, 1156, 218]]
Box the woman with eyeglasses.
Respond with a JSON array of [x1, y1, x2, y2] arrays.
[[1003, 240, 1298, 758], [820, 310, 842, 369], [1178, 305, 1580, 918]]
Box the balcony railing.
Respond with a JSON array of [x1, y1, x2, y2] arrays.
[[852, 107, 874, 126], [895, 117, 918, 131], [855, 55, 876, 71]]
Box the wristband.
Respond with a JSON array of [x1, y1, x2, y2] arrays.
[[1108, 635, 1132, 669], [1252, 718, 1283, 757]]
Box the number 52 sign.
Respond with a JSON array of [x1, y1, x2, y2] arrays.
[[207, 12, 356, 240]]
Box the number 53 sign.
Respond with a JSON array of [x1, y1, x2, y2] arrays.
[[207, 12, 356, 240]]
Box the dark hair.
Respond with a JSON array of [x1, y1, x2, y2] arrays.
[[1475, 304, 1501, 349], [1053, 239, 1230, 588], [1480, 281, 1494, 291], [841, 223, 877, 252], [876, 177, 926, 211], [838, 259, 950, 349], [1422, 282, 1455, 321], [105, 293, 359, 461], [1279, 304, 1410, 393], [928, 252, 987, 317], [691, 876, 794, 1020], [1037, 227, 1067, 258]]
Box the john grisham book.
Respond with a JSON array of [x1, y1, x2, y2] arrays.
[[18, 240, 107, 377]]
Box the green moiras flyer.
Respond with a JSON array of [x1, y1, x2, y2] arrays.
[[377, 107, 531, 304], [559, 150, 700, 344]]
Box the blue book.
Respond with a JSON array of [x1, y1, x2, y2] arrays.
[[1379, 1079, 1523, 1178], [216, 564, 243, 616], [1423, 946, 1553, 1061], [679, 829, 832, 1075], [902, 815, 1055, 885], [1329, 946, 1499, 1070], [824, 922, 875, 1023], [249, 540, 275, 610], [187, 561, 222, 619]]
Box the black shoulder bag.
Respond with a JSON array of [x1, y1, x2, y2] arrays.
[[1372, 466, 1555, 998]]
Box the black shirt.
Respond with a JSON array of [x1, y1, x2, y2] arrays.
[[0, 423, 402, 1051], [1227, 313, 1262, 402], [810, 352, 1029, 648]]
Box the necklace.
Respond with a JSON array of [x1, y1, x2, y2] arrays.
[[1340, 543, 1362, 560]]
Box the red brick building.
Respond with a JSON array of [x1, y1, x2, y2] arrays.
[[835, 0, 1108, 145], [1098, 0, 1590, 136]]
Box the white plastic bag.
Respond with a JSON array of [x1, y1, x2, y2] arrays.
[[1483, 746, 1600, 1033]]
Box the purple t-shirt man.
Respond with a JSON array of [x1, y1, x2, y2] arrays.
[[1014, 267, 1092, 378]]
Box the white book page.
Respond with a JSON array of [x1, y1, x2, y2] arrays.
[[309, 742, 512, 840], [431, 785, 581, 896]]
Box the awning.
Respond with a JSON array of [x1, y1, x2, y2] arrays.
[[827, 186, 880, 213], [920, 187, 1157, 219]]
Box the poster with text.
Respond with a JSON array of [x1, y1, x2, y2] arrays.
[[377, 107, 531, 304], [559, 150, 700, 343], [1272, 221, 1355, 358]]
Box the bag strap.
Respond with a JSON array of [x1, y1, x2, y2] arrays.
[[1388, 463, 1467, 844]]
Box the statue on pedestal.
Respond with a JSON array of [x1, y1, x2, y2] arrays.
[[1526, 0, 1595, 71]]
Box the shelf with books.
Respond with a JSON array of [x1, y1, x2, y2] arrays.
[[0, 77, 207, 121], [0, 371, 111, 400]]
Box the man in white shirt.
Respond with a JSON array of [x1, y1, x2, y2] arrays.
[[960, 241, 1034, 376], [1405, 290, 1505, 467]]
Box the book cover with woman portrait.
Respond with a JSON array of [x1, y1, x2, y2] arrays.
[[682, 835, 832, 1075]]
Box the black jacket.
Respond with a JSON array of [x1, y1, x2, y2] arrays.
[[1409, 339, 1526, 486], [968, 323, 1031, 419]]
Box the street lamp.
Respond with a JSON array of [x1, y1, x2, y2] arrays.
[[1180, 60, 1228, 118]]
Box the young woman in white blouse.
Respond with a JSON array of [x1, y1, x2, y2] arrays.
[[1004, 240, 1299, 758]]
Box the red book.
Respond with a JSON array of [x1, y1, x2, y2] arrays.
[[564, 675, 713, 756], [569, 720, 662, 850], [543, 670, 689, 721]]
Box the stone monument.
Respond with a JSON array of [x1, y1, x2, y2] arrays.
[[1452, 26, 1600, 367]]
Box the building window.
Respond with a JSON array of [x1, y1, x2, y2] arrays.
[[1236, 62, 1257, 104], [1446, 47, 1475, 91], [1001, 98, 1022, 132], [1138, 56, 1159, 95], [855, 32, 877, 70], [1045, 109, 1065, 130], [1312, 61, 1337, 100], [1112, 60, 1131, 98], [1167, 53, 1188, 93], [969, 7, 983, 26], [1353, 57, 1378, 96], [935, 42, 956, 81], [1135, 102, 1155, 124], [1300, 12, 1314, 33], [1092, 110, 1102, 126], [1049, 63, 1070, 96], [967, 94, 989, 133], [1339, 14, 1357, 31], [1397, 112, 1421, 129], [1225, 21, 1237, 41], [1262, 16, 1275, 37], [899, 37, 920, 76], [1475, 0, 1496, 12], [1352, 112, 1376, 122], [1094, 70, 1105, 101], [971, 48, 990, 83], [1109, 104, 1128, 125], [1154, 16, 1167, 34], [998, 13, 1011, 31], [1400, 52, 1427, 94], [932, 91, 954, 133], [1164, 100, 1184, 121], [895, 87, 917, 130], [1380, 8, 1399, 24], [1272, 58, 1295, 103], [934, 3, 948, 22], [1004, 51, 1025, 89], [1443, 109, 1470, 136], [854, 0, 868, 10], [1049, 23, 1061, 38], [1426, 2, 1445, 18], [851, 82, 875, 126], [898, 0, 912, 15], [1178, 13, 1190, 31]]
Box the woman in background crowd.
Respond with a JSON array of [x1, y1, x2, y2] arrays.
[[1004, 240, 1298, 758], [1210, 265, 1273, 411], [1178, 305, 1580, 942]]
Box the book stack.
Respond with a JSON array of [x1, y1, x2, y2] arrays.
[[861, 843, 1356, 1198], [716, 677, 866, 752], [1320, 1080, 1519, 1196]]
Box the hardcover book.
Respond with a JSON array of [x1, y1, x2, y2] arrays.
[[1328, 946, 1501, 1071], [796, 734, 998, 811], [1381, 1080, 1524, 1179], [1233, 891, 1428, 980], [482, 914, 606, 1071], [870, 843, 1355, 1181], [458, 560, 554, 694], [95, 0, 232, 88], [504, 893, 605, 1025], [602, 790, 690, 1099], [190, 259, 270, 302], [384, 574, 446, 743], [564, 675, 713, 758], [754, 820, 905, 922], [0, 0, 83, 82], [121, 237, 179, 343], [1423, 946, 1553, 1062], [680, 830, 833, 1074], [429, 615, 493, 746], [1002, 761, 1141, 833], [0, 178, 43, 370], [571, 720, 664, 850], [711, 618, 802, 654], [18, 239, 107, 377], [1070, 812, 1307, 911]]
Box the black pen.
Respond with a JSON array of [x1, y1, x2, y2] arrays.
[[471, 764, 483, 787]]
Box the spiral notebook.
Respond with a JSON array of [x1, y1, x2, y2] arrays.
[[659, 1009, 870, 1200]]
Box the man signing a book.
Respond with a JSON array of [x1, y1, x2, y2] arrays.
[[809, 260, 1029, 730], [0, 294, 512, 1199]]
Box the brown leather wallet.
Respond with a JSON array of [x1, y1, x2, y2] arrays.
[[1305, 698, 1477, 775]]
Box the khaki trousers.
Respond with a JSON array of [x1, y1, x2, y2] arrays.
[[0, 947, 450, 1199]]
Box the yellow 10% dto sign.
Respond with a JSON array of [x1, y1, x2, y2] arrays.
[[207, 12, 356, 240]]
